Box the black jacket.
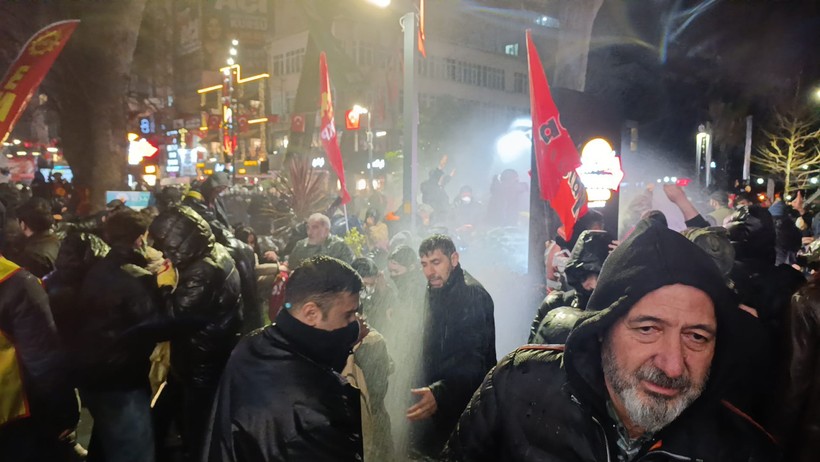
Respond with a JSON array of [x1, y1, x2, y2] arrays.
[[204, 310, 363, 462], [149, 206, 243, 389], [0, 257, 77, 445], [7, 231, 61, 278], [528, 230, 612, 343], [444, 220, 778, 462], [413, 264, 495, 457], [43, 231, 109, 357], [75, 246, 168, 390]]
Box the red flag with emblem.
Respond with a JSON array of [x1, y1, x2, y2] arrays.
[[319, 52, 351, 205], [526, 30, 587, 240], [0, 20, 80, 144]]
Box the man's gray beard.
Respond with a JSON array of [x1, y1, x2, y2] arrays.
[[601, 338, 708, 434]]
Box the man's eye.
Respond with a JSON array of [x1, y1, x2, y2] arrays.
[[688, 332, 711, 343], [636, 325, 658, 334]]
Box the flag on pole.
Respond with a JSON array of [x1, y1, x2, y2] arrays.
[[418, 0, 427, 58], [525, 30, 587, 240], [0, 20, 80, 144], [319, 52, 351, 205]]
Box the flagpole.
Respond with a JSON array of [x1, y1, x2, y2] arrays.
[[343, 203, 350, 233]]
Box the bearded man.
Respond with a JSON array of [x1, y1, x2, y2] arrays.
[[443, 219, 778, 462]]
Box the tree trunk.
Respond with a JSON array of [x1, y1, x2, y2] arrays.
[[48, 1, 149, 211], [553, 0, 604, 91]]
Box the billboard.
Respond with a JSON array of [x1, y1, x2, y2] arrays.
[[105, 191, 152, 210]]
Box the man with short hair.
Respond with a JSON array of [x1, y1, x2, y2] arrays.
[[205, 256, 364, 461], [409, 234, 495, 459], [444, 219, 778, 462], [288, 213, 355, 268], [76, 208, 169, 462], [9, 197, 60, 277], [708, 190, 733, 226]]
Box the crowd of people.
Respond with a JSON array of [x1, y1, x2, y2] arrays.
[[1, 169, 820, 462]]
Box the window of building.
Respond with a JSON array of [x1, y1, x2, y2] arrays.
[[273, 54, 284, 76], [513, 72, 528, 94], [535, 15, 560, 28], [504, 43, 519, 56], [284, 48, 305, 75]]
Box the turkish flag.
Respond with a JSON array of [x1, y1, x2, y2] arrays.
[[0, 20, 80, 143], [290, 114, 305, 133], [319, 52, 351, 205], [526, 30, 587, 240], [207, 114, 221, 131]]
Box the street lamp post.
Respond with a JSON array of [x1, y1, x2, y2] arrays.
[[400, 11, 418, 229]]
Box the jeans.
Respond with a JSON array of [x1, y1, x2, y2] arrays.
[[81, 387, 156, 462]]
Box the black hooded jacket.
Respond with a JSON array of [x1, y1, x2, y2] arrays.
[[444, 220, 778, 462], [149, 206, 243, 389], [529, 230, 613, 343]]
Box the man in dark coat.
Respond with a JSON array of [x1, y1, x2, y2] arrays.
[[444, 219, 778, 462], [204, 256, 364, 461], [8, 197, 61, 278], [408, 234, 496, 459], [0, 201, 78, 461], [184, 172, 261, 333], [75, 208, 168, 462], [148, 205, 243, 461]]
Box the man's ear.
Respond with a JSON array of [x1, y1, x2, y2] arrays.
[[297, 302, 322, 327], [450, 251, 460, 268]]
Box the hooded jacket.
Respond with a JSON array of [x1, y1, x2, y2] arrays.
[[529, 230, 612, 343], [149, 206, 243, 389], [444, 219, 778, 462]]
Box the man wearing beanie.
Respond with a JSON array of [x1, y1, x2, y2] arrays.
[[444, 219, 778, 462], [205, 256, 364, 461]]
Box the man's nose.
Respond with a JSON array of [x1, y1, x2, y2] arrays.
[[653, 333, 685, 379]]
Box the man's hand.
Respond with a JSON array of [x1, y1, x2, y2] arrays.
[[439, 155, 448, 170], [608, 240, 620, 253], [407, 387, 438, 421], [662, 184, 687, 205]]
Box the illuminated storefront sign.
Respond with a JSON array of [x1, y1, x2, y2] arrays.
[[576, 138, 624, 208]]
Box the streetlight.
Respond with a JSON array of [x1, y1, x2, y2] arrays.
[[365, 0, 391, 7]]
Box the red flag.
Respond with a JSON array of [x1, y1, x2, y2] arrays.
[[319, 52, 351, 205], [526, 30, 587, 240], [418, 0, 427, 58], [0, 20, 80, 144], [290, 113, 305, 133]]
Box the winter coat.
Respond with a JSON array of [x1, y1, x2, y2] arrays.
[[528, 230, 612, 343], [288, 235, 355, 269], [184, 189, 262, 333], [43, 231, 109, 355], [204, 311, 363, 462], [7, 230, 61, 278], [412, 264, 495, 457], [148, 206, 243, 389], [0, 257, 78, 452], [75, 246, 168, 391], [444, 219, 779, 462], [775, 279, 820, 461]]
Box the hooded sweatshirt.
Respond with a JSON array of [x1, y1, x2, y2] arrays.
[[444, 219, 777, 462]]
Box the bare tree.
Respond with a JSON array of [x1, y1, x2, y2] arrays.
[[752, 110, 820, 196]]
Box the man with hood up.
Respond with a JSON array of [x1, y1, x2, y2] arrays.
[[444, 219, 778, 462], [529, 229, 613, 344], [185, 172, 261, 333], [148, 205, 242, 461]]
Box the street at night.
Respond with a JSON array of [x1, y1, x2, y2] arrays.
[[0, 1, 819, 461]]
